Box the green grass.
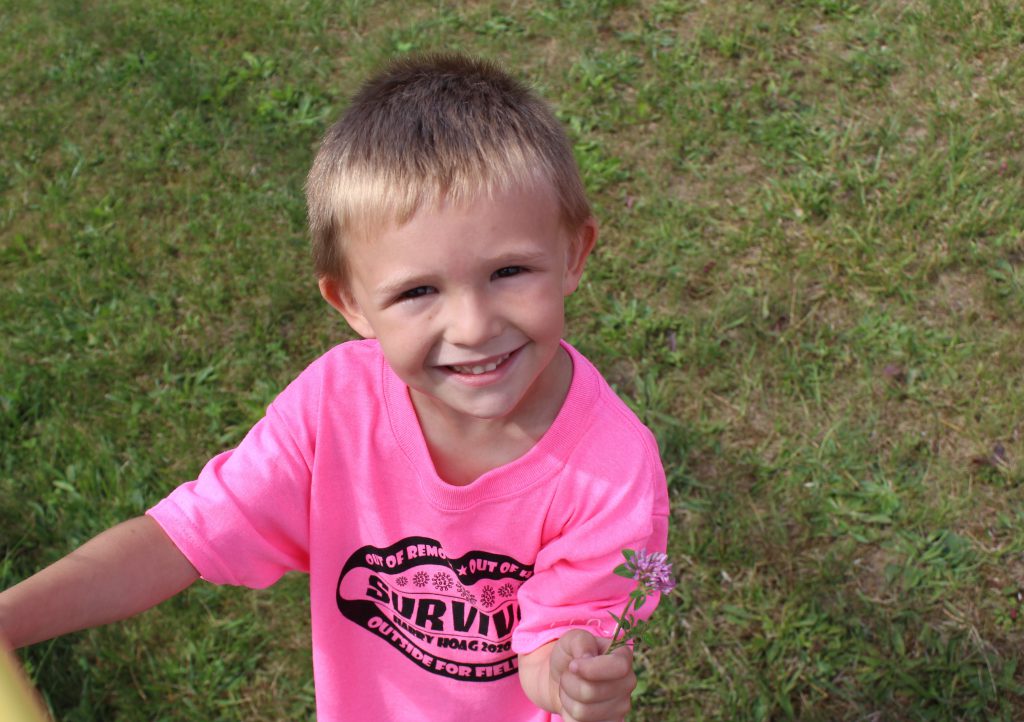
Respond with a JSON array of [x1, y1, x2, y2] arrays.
[[3, 0, 1024, 719]]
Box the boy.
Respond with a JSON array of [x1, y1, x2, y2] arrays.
[[0, 54, 669, 721]]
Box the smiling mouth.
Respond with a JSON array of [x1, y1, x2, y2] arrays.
[[447, 352, 512, 375]]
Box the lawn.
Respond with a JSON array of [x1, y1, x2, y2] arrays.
[[3, 0, 1024, 719]]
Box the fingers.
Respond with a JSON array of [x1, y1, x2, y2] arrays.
[[568, 645, 634, 681], [558, 639, 636, 722], [559, 677, 634, 722]]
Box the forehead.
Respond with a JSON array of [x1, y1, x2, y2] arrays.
[[354, 184, 567, 253]]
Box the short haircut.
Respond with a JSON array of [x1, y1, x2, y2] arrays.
[[306, 53, 592, 283]]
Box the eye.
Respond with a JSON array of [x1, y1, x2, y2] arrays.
[[397, 286, 434, 301], [492, 266, 526, 280]]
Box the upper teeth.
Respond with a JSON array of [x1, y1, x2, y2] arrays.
[[450, 353, 511, 375]]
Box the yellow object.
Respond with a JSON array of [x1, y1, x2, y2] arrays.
[[0, 643, 49, 722]]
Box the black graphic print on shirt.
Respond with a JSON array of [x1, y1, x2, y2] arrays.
[[336, 536, 534, 681]]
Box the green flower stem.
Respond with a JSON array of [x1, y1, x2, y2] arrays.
[[605, 595, 637, 654]]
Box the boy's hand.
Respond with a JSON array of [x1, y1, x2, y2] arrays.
[[548, 629, 636, 722]]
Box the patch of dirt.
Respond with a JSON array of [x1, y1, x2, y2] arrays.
[[917, 270, 989, 326], [849, 544, 900, 605]]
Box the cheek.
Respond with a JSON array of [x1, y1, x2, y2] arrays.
[[518, 290, 565, 333], [535, 282, 569, 315], [379, 326, 432, 366]]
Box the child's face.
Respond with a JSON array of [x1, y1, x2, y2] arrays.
[[320, 184, 595, 429]]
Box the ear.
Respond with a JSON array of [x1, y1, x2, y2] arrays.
[[319, 276, 377, 339], [563, 217, 598, 296]]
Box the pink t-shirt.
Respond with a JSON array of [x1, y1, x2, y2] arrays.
[[148, 340, 669, 721]]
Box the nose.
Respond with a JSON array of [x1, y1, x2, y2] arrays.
[[444, 289, 501, 347]]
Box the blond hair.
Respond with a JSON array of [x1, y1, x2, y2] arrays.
[[306, 54, 591, 282]]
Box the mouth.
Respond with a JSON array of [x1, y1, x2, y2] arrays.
[[446, 351, 513, 376]]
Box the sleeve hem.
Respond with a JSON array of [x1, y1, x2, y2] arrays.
[[512, 618, 618, 655], [146, 501, 238, 586]]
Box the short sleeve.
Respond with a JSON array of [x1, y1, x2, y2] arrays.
[[146, 374, 318, 589], [511, 425, 670, 654]]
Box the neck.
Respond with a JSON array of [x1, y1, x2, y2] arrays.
[[411, 347, 573, 485]]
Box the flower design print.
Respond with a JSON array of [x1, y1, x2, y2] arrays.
[[457, 584, 477, 605], [432, 571, 454, 592]]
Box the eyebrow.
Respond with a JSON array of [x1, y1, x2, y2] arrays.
[[489, 249, 550, 266], [371, 273, 437, 303]]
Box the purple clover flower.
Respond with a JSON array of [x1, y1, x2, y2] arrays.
[[625, 549, 676, 595], [606, 548, 677, 654]]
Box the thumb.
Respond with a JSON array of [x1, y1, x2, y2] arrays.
[[562, 628, 605, 663]]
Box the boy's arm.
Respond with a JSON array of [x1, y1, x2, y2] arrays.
[[0, 515, 199, 649], [519, 629, 636, 722]]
